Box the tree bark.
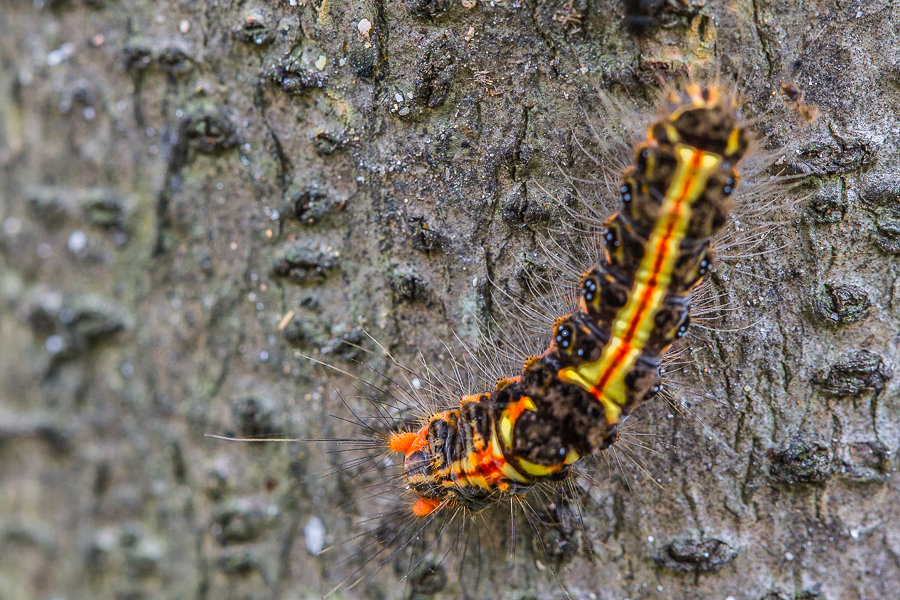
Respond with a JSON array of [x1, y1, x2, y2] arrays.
[[1, 1, 898, 599]]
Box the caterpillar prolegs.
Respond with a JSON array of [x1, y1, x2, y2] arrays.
[[388, 83, 750, 518]]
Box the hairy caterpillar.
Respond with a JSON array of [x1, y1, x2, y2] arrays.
[[212, 81, 767, 598], [387, 83, 749, 520]]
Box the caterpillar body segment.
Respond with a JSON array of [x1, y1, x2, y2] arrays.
[[388, 83, 751, 517]]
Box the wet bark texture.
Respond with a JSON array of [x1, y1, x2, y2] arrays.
[[1, 1, 898, 599]]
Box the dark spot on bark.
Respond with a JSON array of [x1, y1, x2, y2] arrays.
[[624, 0, 700, 34], [26, 299, 59, 334], [874, 204, 900, 253], [390, 266, 429, 303], [235, 17, 275, 47], [405, 0, 450, 20], [768, 437, 832, 485], [180, 110, 238, 154], [408, 560, 447, 594], [318, 327, 366, 360], [268, 64, 326, 95], [454, 95, 482, 137], [122, 45, 154, 71], [204, 467, 229, 501], [414, 37, 457, 109], [281, 317, 308, 346], [515, 257, 550, 294], [789, 138, 875, 176], [124, 536, 162, 579], [348, 47, 378, 79], [28, 296, 126, 359], [41, 0, 76, 10], [313, 131, 343, 156], [633, 58, 691, 84], [231, 396, 279, 438], [65, 302, 126, 345], [796, 586, 824, 599], [860, 179, 900, 207], [81, 189, 127, 230], [57, 83, 97, 116], [119, 524, 143, 547], [271, 243, 338, 284], [407, 216, 444, 253], [212, 499, 273, 544], [503, 144, 535, 180], [35, 423, 73, 453], [85, 531, 113, 572], [216, 549, 262, 575], [811, 283, 871, 325], [93, 461, 111, 498], [653, 537, 737, 572], [839, 441, 891, 483], [813, 349, 892, 397], [26, 187, 71, 227], [285, 188, 331, 225], [807, 182, 846, 223], [531, 500, 579, 565], [157, 47, 193, 74], [501, 184, 551, 228], [761, 589, 824, 600]]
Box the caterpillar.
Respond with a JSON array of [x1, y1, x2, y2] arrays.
[[386, 83, 750, 519], [211, 81, 764, 597]]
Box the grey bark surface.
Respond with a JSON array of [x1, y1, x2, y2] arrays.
[[1, 1, 898, 599]]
